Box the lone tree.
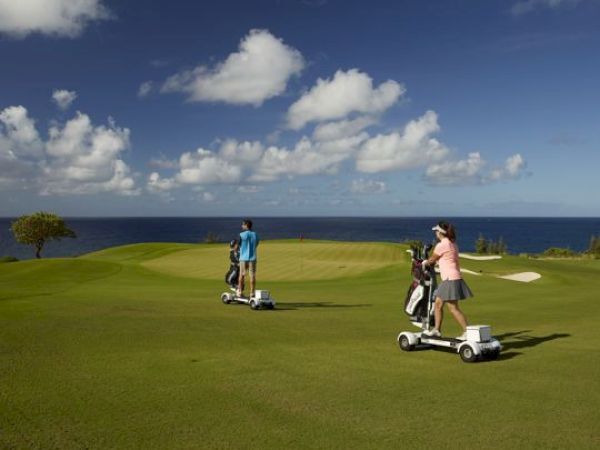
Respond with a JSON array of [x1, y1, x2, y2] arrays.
[[588, 235, 600, 258], [475, 234, 488, 254], [11, 212, 76, 259]]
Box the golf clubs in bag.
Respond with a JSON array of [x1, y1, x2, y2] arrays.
[[225, 239, 240, 289], [404, 243, 436, 327]]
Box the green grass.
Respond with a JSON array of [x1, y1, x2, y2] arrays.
[[1, 241, 599, 449]]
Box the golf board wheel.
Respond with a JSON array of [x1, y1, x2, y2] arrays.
[[250, 300, 259, 310], [486, 350, 500, 360], [221, 293, 231, 304], [459, 345, 478, 363], [398, 335, 414, 351]]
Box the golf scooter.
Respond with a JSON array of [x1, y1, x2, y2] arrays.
[[221, 288, 276, 310], [397, 244, 501, 362], [221, 240, 276, 310]]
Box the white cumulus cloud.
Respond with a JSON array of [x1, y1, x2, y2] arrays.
[[0, 105, 138, 195], [201, 192, 216, 202], [511, 0, 582, 15], [287, 69, 404, 130], [161, 29, 304, 106], [312, 116, 376, 142], [0, 105, 44, 158], [145, 112, 527, 195], [147, 172, 178, 193], [250, 133, 369, 182], [0, 0, 111, 38], [52, 89, 77, 110], [137, 81, 153, 98], [350, 178, 387, 194], [425, 152, 526, 186], [148, 139, 269, 192], [218, 139, 264, 165], [0, 106, 42, 187], [148, 154, 179, 170], [488, 153, 526, 181], [425, 152, 487, 186], [175, 148, 243, 184], [505, 153, 525, 176], [237, 185, 263, 194], [356, 110, 449, 173], [43, 112, 137, 195]]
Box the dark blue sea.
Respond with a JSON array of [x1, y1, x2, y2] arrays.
[[1, 217, 599, 260]]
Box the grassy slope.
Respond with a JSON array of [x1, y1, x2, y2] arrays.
[[1, 241, 599, 449]]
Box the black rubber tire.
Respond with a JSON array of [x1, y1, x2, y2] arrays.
[[486, 350, 500, 360], [266, 304, 274, 310], [398, 335, 415, 352], [250, 300, 259, 310], [221, 293, 230, 304], [459, 345, 478, 363]]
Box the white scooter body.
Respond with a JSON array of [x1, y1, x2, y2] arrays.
[[398, 325, 502, 362], [221, 288, 276, 310]]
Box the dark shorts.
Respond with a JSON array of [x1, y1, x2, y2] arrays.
[[436, 279, 473, 301]]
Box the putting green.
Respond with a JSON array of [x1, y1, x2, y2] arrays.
[[141, 240, 405, 281], [1, 241, 599, 449]]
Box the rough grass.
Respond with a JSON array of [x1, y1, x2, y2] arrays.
[[1, 241, 599, 449]]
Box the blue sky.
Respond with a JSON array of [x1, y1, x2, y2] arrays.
[[0, 0, 599, 217]]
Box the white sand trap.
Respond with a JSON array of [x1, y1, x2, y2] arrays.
[[499, 272, 541, 282], [459, 253, 502, 260], [461, 268, 481, 276]]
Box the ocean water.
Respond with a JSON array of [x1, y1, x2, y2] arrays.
[[0, 217, 599, 260]]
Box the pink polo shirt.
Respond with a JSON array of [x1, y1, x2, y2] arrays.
[[434, 238, 462, 281]]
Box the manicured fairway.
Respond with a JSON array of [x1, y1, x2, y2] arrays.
[[1, 241, 599, 449], [140, 240, 404, 281]]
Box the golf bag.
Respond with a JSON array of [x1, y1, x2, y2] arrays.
[[404, 243, 436, 326], [225, 264, 239, 288], [225, 240, 240, 289]]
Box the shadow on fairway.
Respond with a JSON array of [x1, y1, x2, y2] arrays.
[[496, 351, 522, 361], [496, 330, 571, 351], [275, 301, 372, 310], [418, 346, 522, 362], [421, 330, 570, 362]]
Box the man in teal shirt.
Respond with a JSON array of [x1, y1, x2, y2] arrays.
[[238, 219, 259, 298]]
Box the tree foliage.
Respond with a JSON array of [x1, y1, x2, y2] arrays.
[[542, 247, 577, 258], [203, 232, 221, 244], [11, 212, 76, 258], [475, 234, 507, 255], [475, 234, 488, 254], [588, 235, 600, 258]]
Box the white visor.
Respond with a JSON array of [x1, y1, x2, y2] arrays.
[[431, 225, 446, 234]]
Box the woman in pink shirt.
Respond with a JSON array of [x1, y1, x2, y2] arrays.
[[422, 221, 472, 340]]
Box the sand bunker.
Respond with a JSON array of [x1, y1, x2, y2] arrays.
[[498, 272, 541, 283], [461, 268, 481, 276], [459, 253, 502, 260]]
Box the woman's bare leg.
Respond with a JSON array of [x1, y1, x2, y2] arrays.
[[434, 297, 444, 331], [446, 300, 468, 330]]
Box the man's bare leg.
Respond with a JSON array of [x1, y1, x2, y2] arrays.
[[249, 263, 255, 298], [237, 267, 245, 296]]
